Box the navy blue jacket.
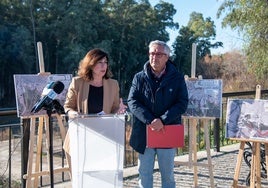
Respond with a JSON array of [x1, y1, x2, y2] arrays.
[[127, 60, 189, 154]]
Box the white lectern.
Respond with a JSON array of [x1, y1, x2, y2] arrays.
[[69, 115, 125, 188]]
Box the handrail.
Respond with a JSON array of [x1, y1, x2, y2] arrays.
[[1, 89, 268, 116], [222, 89, 268, 97], [0, 108, 17, 116], [1, 89, 268, 187]]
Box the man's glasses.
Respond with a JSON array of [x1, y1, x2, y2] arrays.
[[149, 52, 167, 58]]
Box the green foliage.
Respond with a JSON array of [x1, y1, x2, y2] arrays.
[[217, 0, 268, 79], [0, 0, 222, 107], [188, 12, 216, 39], [0, 22, 35, 106], [172, 27, 195, 74], [102, 0, 179, 96], [0, 0, 177, 105], [173, 12, 223, 76]]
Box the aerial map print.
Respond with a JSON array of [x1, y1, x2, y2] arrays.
[[184, 79, 222, 118], [226, 99, 268, 139], [14, 74, 72, 117]]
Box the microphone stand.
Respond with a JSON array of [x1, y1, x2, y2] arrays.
[[46, 107, 54, 188], [45, 100, 65, 188], [34, 100, 64, 188]]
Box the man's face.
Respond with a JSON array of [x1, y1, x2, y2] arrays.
[[149, 44, 169, 74]]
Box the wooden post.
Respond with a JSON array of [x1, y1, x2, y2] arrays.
[[191, 43, 197, 79], [37, 42, 45, 74]]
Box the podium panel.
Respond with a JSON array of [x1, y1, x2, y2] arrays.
[[69, 115, 125, 188]]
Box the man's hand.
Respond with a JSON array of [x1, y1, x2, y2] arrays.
[[148, 118, 164, 132]]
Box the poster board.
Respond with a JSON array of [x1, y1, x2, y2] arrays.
[[14, 74, 72, 117], [183, 79, 222, 118], [69, 115, 125, 188], [226, 99, 268, 139]]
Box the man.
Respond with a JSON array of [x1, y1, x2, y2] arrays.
[[127, 40, 189, 188]]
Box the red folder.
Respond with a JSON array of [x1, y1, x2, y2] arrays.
[[146, 124, 184, 148]]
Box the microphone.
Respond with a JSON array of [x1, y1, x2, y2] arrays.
[[31, 81, 64, 113], [41, 82, 56, 96]]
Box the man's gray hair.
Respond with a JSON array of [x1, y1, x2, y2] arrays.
[[149, 40, 171, 56]]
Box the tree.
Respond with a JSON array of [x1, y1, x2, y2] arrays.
[[0, 1, 35, 107], [217, 0, 268, 79], [172, 27, 196, 75], [0, 0, 179, 106], [103, 0, 178, 97], [172, 12, 222, 76]]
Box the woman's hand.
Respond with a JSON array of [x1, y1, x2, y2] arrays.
[[117, 98, 127, 114], [68, 110, 79, 119]]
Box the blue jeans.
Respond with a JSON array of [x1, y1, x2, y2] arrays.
[[138, 148, 176, 188]]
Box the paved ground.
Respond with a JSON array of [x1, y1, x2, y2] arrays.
[[1, 139, 268, 188], [47, 143, 268, 187], [124, 143, 268, 188]]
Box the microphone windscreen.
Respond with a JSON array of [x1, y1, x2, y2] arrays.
[[52, 81, 64, 94], [42, 81, 55, 96]]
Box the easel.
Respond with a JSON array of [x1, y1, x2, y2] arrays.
[[22, 42, 71, 187], [231, 85, 268, 188], [174, 43, 215, 187], [23, 114, 70, 187]]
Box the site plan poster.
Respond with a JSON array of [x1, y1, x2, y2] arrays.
[[226, 99, 268, 140], [14, 74, 72, 117], [184, 79, 222, 118]]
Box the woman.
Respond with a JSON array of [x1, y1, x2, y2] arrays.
[[64, 48, 124, 116], [63, 48, 126, 175]]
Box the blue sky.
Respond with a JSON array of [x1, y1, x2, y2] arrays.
[[149, 0, 244, 54]]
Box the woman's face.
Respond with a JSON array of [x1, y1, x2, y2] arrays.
[[92, 57, 108, 78]]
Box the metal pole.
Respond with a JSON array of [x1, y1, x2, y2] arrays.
[[213, 118, 220, 152], [21, 118, 30, 188], [47, 111, 54, 188]]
